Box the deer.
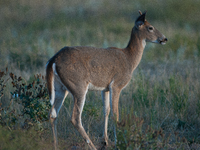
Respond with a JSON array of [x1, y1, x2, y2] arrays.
[[46, 10, 167, 150]]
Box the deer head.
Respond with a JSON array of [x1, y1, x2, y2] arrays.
[[135, 10, 168, 45]]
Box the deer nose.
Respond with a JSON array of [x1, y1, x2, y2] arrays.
[[158, 37, 167, 45]]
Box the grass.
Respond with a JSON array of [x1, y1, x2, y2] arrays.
[[0, 126, 52, 150], [0, 0, 200, 149]]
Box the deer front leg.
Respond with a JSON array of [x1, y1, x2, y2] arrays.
[[109, 87, 121, 147], [110, 87, 120, 122], [101, 90, 110, 146]]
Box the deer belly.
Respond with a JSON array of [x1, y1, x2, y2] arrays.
[[88, 83, 106, 91]]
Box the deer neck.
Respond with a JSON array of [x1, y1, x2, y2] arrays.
[[124, 27, 146, 73]]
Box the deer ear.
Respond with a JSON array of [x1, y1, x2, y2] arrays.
[[135, 11, 146, 28], [138, 10, 142, 15]]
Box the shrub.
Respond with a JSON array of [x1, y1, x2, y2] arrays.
[[0, 69, 50, 130]]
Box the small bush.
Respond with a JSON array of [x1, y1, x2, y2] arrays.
[[0, 69, 50, 130]]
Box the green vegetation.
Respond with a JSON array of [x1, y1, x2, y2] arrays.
[[0, 0, 200, 149]]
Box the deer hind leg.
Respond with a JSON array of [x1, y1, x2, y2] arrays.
[[49, 77, 68, 150], [71, 87, 97, 150], [101, 90, 110, 146]]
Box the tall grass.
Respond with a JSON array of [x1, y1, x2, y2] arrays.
[[0, 0, 200, 149]]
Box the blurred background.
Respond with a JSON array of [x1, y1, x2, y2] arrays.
[[0, 0, 200, 149], [0, 0, 199, 74]]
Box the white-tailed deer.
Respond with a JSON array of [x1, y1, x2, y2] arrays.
[[46, 10, 167, 150]]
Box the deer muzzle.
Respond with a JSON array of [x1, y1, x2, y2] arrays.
[[158, 37, 168, 45]]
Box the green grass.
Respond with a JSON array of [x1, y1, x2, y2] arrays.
[[0, 0, 200, 149], [0, 126, 52, 150]]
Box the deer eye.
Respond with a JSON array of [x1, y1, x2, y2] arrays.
[[148, 26, 154, 31]]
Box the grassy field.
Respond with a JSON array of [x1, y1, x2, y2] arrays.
[[0, 0, 200, 149]]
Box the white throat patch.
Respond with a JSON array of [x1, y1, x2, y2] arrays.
[[142, 39, 146, 48]]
